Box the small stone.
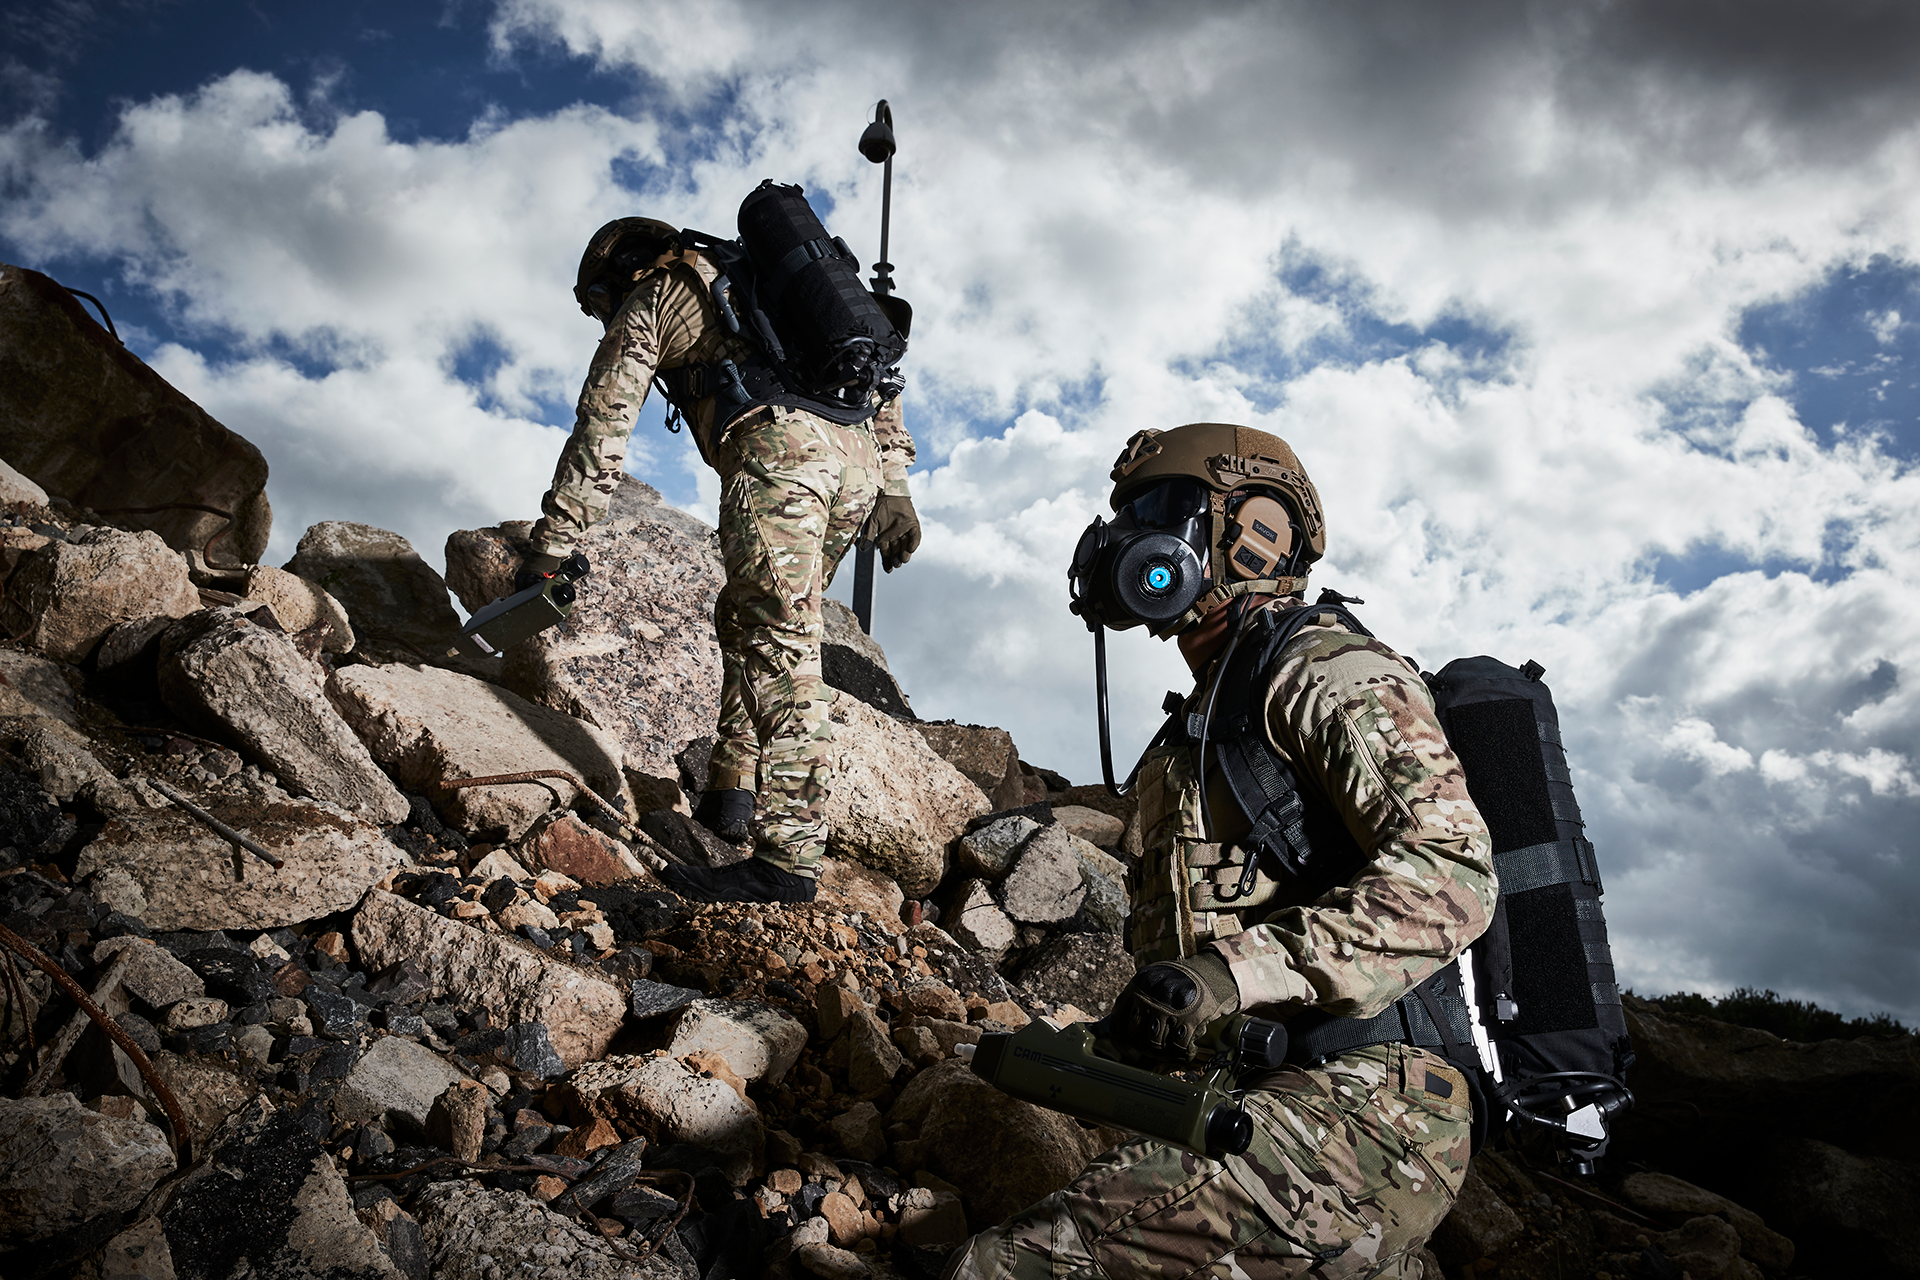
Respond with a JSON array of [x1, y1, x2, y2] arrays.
[[554, 1116, 622, 1159], [161, 996, 230, 1031], [531, 1174, 568, 1203], [819, 1190, 863, 1247], [433, 1080, 490, 1163], [829, 1101, 887, 1163], [771, 1168, 804, 1195]]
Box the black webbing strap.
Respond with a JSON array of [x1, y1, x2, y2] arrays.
[[1493, 838, 1601, 895], [1284, 968, 1474, 1065], [1213, 736, 1311, 880], [762, 236, 837, 305]]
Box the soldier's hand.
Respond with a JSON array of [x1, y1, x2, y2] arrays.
[[1106, 952, 1241, 1063], [514, 551, 566, 593], [867, 494, 921, 572]]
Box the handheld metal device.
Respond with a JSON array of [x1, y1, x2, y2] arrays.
[[448, 553, 590, 660], [959, 1014, 1288, 1159]]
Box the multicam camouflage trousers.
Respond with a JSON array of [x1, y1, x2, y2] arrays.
[[707, 405, 881, 875], [943, 1045, 1472, 1280]]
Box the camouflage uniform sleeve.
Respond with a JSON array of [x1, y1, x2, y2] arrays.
[[529, 271, 671, 555], [872, 395, 915, 497], [1210, 629, 1497, 1019]]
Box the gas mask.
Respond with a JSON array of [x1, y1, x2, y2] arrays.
[[1068, 477, 1213, 632]]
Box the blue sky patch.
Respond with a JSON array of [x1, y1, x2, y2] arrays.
[[1738, 255, 1920, 458], [1176, 253, 1513, 412]]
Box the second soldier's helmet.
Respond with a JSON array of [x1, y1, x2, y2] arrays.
[[573, 217, 681, 320], [1068, 423, 1326, 634]]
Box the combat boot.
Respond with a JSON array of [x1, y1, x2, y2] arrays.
[[692, 787, 753, 845], [660, 856, 816, 904]]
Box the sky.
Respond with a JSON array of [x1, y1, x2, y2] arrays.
[[4, 0, 1919, 1025]]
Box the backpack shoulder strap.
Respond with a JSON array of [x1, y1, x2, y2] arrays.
[[1206, 599, 1371, 885]]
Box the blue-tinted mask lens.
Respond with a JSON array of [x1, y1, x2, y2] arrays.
[[1120, 477, 1209, 532]]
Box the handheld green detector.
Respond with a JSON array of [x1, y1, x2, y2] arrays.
[[959, 1014, 1288, 1158], [448, 553, 591, 660]]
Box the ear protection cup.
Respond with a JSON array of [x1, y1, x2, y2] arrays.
[[1221, 493, 1295, 580]]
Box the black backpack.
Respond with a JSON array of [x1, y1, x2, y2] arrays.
[[673, 181, 907, 430], [1195, 599, 1634, 1172], [1425, 655, 1635, 1172]]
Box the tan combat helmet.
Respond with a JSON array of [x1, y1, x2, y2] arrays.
[[573, 217, 682, 318], [1109, 423, 1327, 628]]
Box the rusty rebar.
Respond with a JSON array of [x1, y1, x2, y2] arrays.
[[0, 922, 192, 1166], [439, 771, 682, 869], [146, 777, 284, 869]]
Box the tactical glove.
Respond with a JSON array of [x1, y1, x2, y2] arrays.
[[866, 494, 921, 572], [513, 551, 567, 593], [1105, 951, 1241, 1062]]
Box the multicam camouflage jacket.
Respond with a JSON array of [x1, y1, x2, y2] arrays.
[[531, 251, 915, 556], [1132, 599, 1497, 1021]]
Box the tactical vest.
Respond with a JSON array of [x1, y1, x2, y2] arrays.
[[1129, 599, 1372, 966]]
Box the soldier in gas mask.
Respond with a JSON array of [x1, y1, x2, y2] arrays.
[[523, 216, 921, 904], [944, 423, 1496, 1278]]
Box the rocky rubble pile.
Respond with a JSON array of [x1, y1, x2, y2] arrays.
[[3, 337, 1912, 1278], [0, 464, 1152, 1279]]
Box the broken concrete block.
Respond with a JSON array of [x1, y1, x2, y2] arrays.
[[561, 1054, 764, 1185], [912, 721, 1025, 812], [518, 812, 650, 885], [78, 798, 409, 932], [940, 879, 1016, 955], [94, 937, 205, 1009], [351, 890, 624, 1067], [846, 1010, 908, 1096], [953, 815, 1040, 880], [824, 693, 990, 898], [667, 999, 807, 1086], [0, 263, 271, 564], [328, 662, 631, 841], [331, 1035, 469, 1134], [0, 1092, 174, 1245], [0, 649, 77, 725], [2, 527, 198, 662], [283, 521, 460, 665], [1014, 932, 1135, 1018], [998, 825, 1089, 924], [814, 856, 905, 930], [243, 564, 352, 654], [1052, 804, 1125, 850], [414, 1182, 682, 1280], [157, 608, 409, 824]]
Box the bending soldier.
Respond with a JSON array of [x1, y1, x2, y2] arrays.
[[525, 216, 921, 904], [945, 423, 1496, 1278]]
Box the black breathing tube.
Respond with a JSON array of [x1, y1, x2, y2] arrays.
[[1194, 596, 1255, 841]]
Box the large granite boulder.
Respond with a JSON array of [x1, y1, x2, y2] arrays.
[[442, 478, 724, 781], [0, 263, 270, 562]]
